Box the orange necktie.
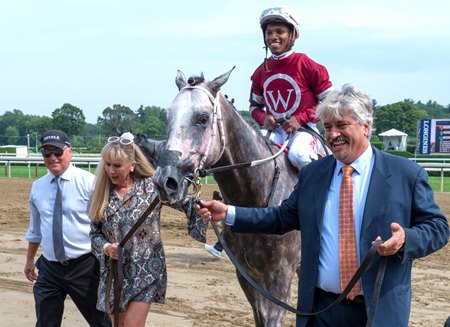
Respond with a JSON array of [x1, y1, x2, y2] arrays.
[[339, 165, 361, 300]]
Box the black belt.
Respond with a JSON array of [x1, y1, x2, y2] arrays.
[[49, 252, 92, 266], [316, 287, 365, 304]]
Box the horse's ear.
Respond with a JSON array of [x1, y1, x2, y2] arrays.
[[175, 70, 187, 90], [210, 66, 235, 93]]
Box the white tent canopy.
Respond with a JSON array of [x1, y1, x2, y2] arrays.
[[378, 128, 408, 151]]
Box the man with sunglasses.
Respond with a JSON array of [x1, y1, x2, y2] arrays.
[[24, 130, 111, 327]]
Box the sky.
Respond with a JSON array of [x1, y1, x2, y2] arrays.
[[1, 0, 450, 124]]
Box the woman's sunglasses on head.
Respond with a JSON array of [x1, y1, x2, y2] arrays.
[[107, 136, 133, 146]]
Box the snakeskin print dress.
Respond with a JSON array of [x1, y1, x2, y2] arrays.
[[90, 177, 207, 312]]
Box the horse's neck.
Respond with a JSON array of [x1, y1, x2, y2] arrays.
[[213, 105, 296, 207], [219, 105, 270, 166]]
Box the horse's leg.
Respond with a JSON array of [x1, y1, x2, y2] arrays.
[[226, 231, 300, 327], [236, 273, 288, 327], [235, 252, 299, 327]]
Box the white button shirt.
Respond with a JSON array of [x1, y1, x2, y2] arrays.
[[317, 146, 374, 294], [26, 164, 95, 261]]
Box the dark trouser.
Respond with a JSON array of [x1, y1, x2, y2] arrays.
[[34, 253, 111, 327], [306, 288, 367, 327]]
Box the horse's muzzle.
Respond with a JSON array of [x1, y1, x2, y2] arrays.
[[153, 166, 188, 205]]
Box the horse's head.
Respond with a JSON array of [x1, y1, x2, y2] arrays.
[[134, 133, 166, 168], [153, 68, 235, 204]]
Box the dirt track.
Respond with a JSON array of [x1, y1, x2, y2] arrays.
[[0, 178, 449, 326]]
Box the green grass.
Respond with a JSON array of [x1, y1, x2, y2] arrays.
[[428, 176, 450, 192], [0, 164, 217, 183], [0, 163, 96, 179]]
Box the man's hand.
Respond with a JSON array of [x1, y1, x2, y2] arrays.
[[195, 200, 228, 222], [281, 116, 301, 133], [377, 222, 406, 256], [263, 115, 278, 130], [24, 261, 37, 282]]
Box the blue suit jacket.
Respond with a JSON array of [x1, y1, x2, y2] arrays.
[[233, 146, 449, 327]]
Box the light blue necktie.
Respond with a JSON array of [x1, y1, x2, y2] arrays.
[[52, 176, 65, 262]]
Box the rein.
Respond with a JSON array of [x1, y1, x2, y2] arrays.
[[298, 124, 331, 157], [196, 137, 288, 178], [275, 115, 331, 157], [210, 221, 386, 326]]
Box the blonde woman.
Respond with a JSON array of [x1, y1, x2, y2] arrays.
[[90, 135, 206, 327]]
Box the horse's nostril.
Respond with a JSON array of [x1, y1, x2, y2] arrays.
[[164, 177, 179, 193]]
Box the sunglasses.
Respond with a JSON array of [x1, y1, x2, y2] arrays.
[[107, 136, 133, 146], [41, 147, 66, 158]]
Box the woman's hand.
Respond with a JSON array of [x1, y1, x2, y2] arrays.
[[105, 242, 120, 260]]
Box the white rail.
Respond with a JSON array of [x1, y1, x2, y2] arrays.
[[0, 156, 100, 178], [0, 157, 449, 192], [416, 163, 450, 193]]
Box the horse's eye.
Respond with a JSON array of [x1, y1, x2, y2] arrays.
[[196, 113, 210, 126]]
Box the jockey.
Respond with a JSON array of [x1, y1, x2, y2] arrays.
[[249, 6, 333, 169]]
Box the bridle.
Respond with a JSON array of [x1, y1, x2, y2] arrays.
[[179, 85, 227, 172], [180, 84, 289, 202]]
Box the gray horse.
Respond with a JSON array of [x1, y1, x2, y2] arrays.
[[142, 68, 300, 326]]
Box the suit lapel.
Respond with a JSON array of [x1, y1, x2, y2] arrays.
[[361, 147, 392, 236], [313, 157, 336, 232]]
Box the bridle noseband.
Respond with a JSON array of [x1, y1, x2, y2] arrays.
[[180, 85, 227, 172]]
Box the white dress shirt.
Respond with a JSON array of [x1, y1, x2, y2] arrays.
[[317, 146, 374, 294], [26, 164, 95, 261], [225, 147, 375, 294]]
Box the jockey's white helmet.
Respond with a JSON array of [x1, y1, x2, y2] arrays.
[[259, 6, 300, 39]]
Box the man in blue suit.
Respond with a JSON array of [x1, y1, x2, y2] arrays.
[[196, 84, 449, 327]]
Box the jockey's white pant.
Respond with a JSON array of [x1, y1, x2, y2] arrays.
[[269, 123, 325, 170]]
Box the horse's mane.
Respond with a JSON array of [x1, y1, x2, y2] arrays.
[[223, 93, 263, 134], [186, 74, 266, 142]]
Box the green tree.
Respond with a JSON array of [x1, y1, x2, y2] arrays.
[[0, 110, 25, 145], [136, 105, 165, 122], [6, 125, 20, 144], [136, 116, 165, 139], [135, 105, 166, 139], [22, 115, 53, 150], [71, 135, 85, 148], [415, 100, 450, 119], [374, 101, 424, 138], [372, 99, 379, 112], [86, 134, 108, 150], [52, 103, 86, 136], [97, 104, 140, 136]]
